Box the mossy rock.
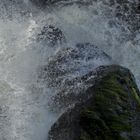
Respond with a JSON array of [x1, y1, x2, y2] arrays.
[[48, 65, 140, 140]]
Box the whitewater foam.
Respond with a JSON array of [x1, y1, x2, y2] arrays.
[[0, 0, 139, 140]]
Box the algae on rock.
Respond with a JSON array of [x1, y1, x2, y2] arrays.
[[48, 65, 140, 140]]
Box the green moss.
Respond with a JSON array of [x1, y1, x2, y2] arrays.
[[132, 88, 140, 105], [79, 71, 140, 140], [80, 132, 91, 140]]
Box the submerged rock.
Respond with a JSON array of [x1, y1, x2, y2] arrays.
[[30, 0, 94, 7], [38, 43, 112, 109], [48, 65, 140, 140], [105, 0, 140, 34], [36, 25, 66, 47], [39, 43, 112, 86], [30, 0, 47, 7]]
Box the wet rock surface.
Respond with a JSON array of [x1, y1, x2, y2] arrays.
[[105, 0, 140, 35], [38, 43, 112, 110], [36, 25, 66, 47], [39, 43, 112, 86], [30, 0, 49, 8], [30, 0, 94, 7], [48, 65, 140, 140]]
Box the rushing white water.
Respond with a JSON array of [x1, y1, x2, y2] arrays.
[[0, 0, 139, 140]]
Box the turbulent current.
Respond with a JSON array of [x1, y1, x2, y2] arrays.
[[0, 0, 139, 140]]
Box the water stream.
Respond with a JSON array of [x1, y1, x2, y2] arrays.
[[0, 0, 139, 140]]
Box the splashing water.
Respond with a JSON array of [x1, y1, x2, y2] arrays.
[[0, 0, 139, 140]]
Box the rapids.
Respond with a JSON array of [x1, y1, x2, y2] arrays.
[[0, 0, 139, 140]]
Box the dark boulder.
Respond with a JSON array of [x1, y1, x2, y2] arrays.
[[36, 25, 66, 47], [48, 65, 140, 140]]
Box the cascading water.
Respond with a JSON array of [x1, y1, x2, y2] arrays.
[[0, 0, 139, 140]]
